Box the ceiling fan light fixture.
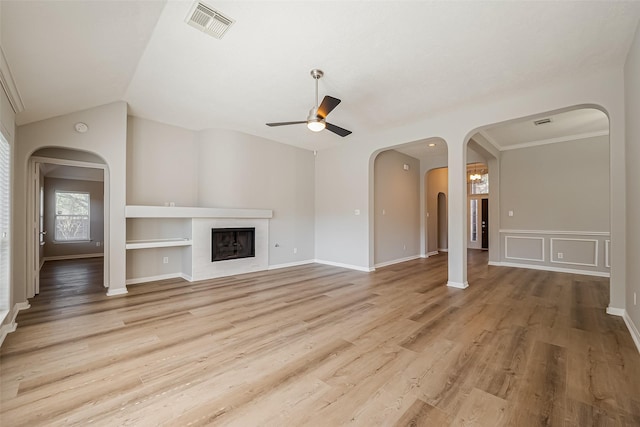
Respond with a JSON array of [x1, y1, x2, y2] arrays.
[[307, 118, 326, 132]]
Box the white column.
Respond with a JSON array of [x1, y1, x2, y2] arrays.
[[447, 135, 468, 288]]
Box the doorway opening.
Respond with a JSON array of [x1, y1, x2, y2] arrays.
[[27, 148, 108, 297]]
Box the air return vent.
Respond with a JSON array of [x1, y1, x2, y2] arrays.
[[533, 118, 552, 126], [186, 2, 234, 39]]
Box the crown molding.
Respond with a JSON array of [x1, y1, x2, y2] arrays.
[[0, 46, 24, 113]]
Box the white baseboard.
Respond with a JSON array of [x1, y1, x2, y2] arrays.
[[606, 306, 625, 316], [106, 287, 128, 296], [427, 251, 439, 257], [489, 261, 610, 278], [314, 259, 374, 272], [374, 255, 420, 269], [623, 311, 640, 354], [268, 259, 315, 270], [126, 273, 191, 285], [447, 281, 469, 289], [0, 302, 31, 348], [438, 248, 449, 253], [43, 253, 104, 262]]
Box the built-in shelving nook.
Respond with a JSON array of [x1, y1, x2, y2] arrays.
[[125, 206, 273, 285]]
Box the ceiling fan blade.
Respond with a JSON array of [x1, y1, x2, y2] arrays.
[[317, 96, 341, 119], [266, 121, 306, 127], [326, 122, 352, 137]]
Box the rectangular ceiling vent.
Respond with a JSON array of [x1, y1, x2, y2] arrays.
[[186, 2, 234, 39], [533, 118, 552, 126]]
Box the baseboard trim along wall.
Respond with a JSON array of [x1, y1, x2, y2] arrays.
[[624, 311, 640, 354], [314, 259, 374, 272], [488, 261, 610, 278], [43, 253, 104, 262], [268, 260, 315, 270], [427, 251, 440, 257], [0, 302, 31, 348], [374, 255, 420, 269]]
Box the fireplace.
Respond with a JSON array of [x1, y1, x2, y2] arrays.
[[211, 227, 255, 262]]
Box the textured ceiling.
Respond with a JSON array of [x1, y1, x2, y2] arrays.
[[2, 1, 639, 151]]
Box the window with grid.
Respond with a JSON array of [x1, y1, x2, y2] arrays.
[[54, 191, 90, 242], [0, 133, 10, 312]]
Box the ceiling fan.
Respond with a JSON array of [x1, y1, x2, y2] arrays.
[[266, 69, 352, 137]]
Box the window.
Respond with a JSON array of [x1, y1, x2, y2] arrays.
[[0, 133, 10, 312], [55, 191, 90, 242], [470, 173, 489, 195], [470, 199, 478, 242]]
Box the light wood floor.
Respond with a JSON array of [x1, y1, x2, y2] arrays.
[[1, 252, 639, 426]]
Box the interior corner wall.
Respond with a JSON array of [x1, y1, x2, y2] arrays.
[[197, 128, 315, 267], [426, 167, 448, 254], [43, 177, 104, 258], [373, 150, 420, 265], [126, 116, 198, 206], [14, 101, 128, 300], [624, 20, 640, 341]]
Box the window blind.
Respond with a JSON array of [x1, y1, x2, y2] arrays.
[[0, 133, 10, 311]]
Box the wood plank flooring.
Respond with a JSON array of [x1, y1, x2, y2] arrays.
[[1, 251, 639, 426]]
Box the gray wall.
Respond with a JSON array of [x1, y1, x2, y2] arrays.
[[43, 177, 104, 258], [499, 135, 610, 275], [501, 135, 609, 231], [625, 21, 640, 338], [426, 167, 448, 254], [373, 150, 420, 265]]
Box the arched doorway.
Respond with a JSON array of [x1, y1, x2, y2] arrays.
[[27, 147, 109, 297]]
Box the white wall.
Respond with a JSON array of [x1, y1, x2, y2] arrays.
[[373, 150, 420, 266], [316, 67, 626, 306], [14, 102, 128, 299], [43, 177, 104, 258], [624, 21, 640, 345]]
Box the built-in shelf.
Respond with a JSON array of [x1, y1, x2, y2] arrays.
[[125, 238, 192, 250], [125, 205, 273, 219]]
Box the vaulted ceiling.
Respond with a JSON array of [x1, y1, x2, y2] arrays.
[[2, 1, 639, 151]]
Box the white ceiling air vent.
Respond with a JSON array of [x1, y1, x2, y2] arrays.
[[186, 2, 234, 39], [533, 118, 552, 126]]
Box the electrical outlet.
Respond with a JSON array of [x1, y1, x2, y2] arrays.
[[635, 292, 637, 306], [354, 209, 360, 216], [96, 241, 100, 247], [163, 256, 169, 264], [293, 247, 297, 254], [557, 252, 563, 259]]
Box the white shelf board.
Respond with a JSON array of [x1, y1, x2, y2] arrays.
[[125, 238, 192, 250], [126, 205, 273, 219]]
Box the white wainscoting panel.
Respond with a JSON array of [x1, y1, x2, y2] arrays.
[[505, 236, 545, 262], [605, 240, 611, 268], [550, 238, 598, 267]]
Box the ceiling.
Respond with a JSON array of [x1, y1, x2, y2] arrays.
[[2, 1, 639, 151], [40, 164, 104, 182]]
